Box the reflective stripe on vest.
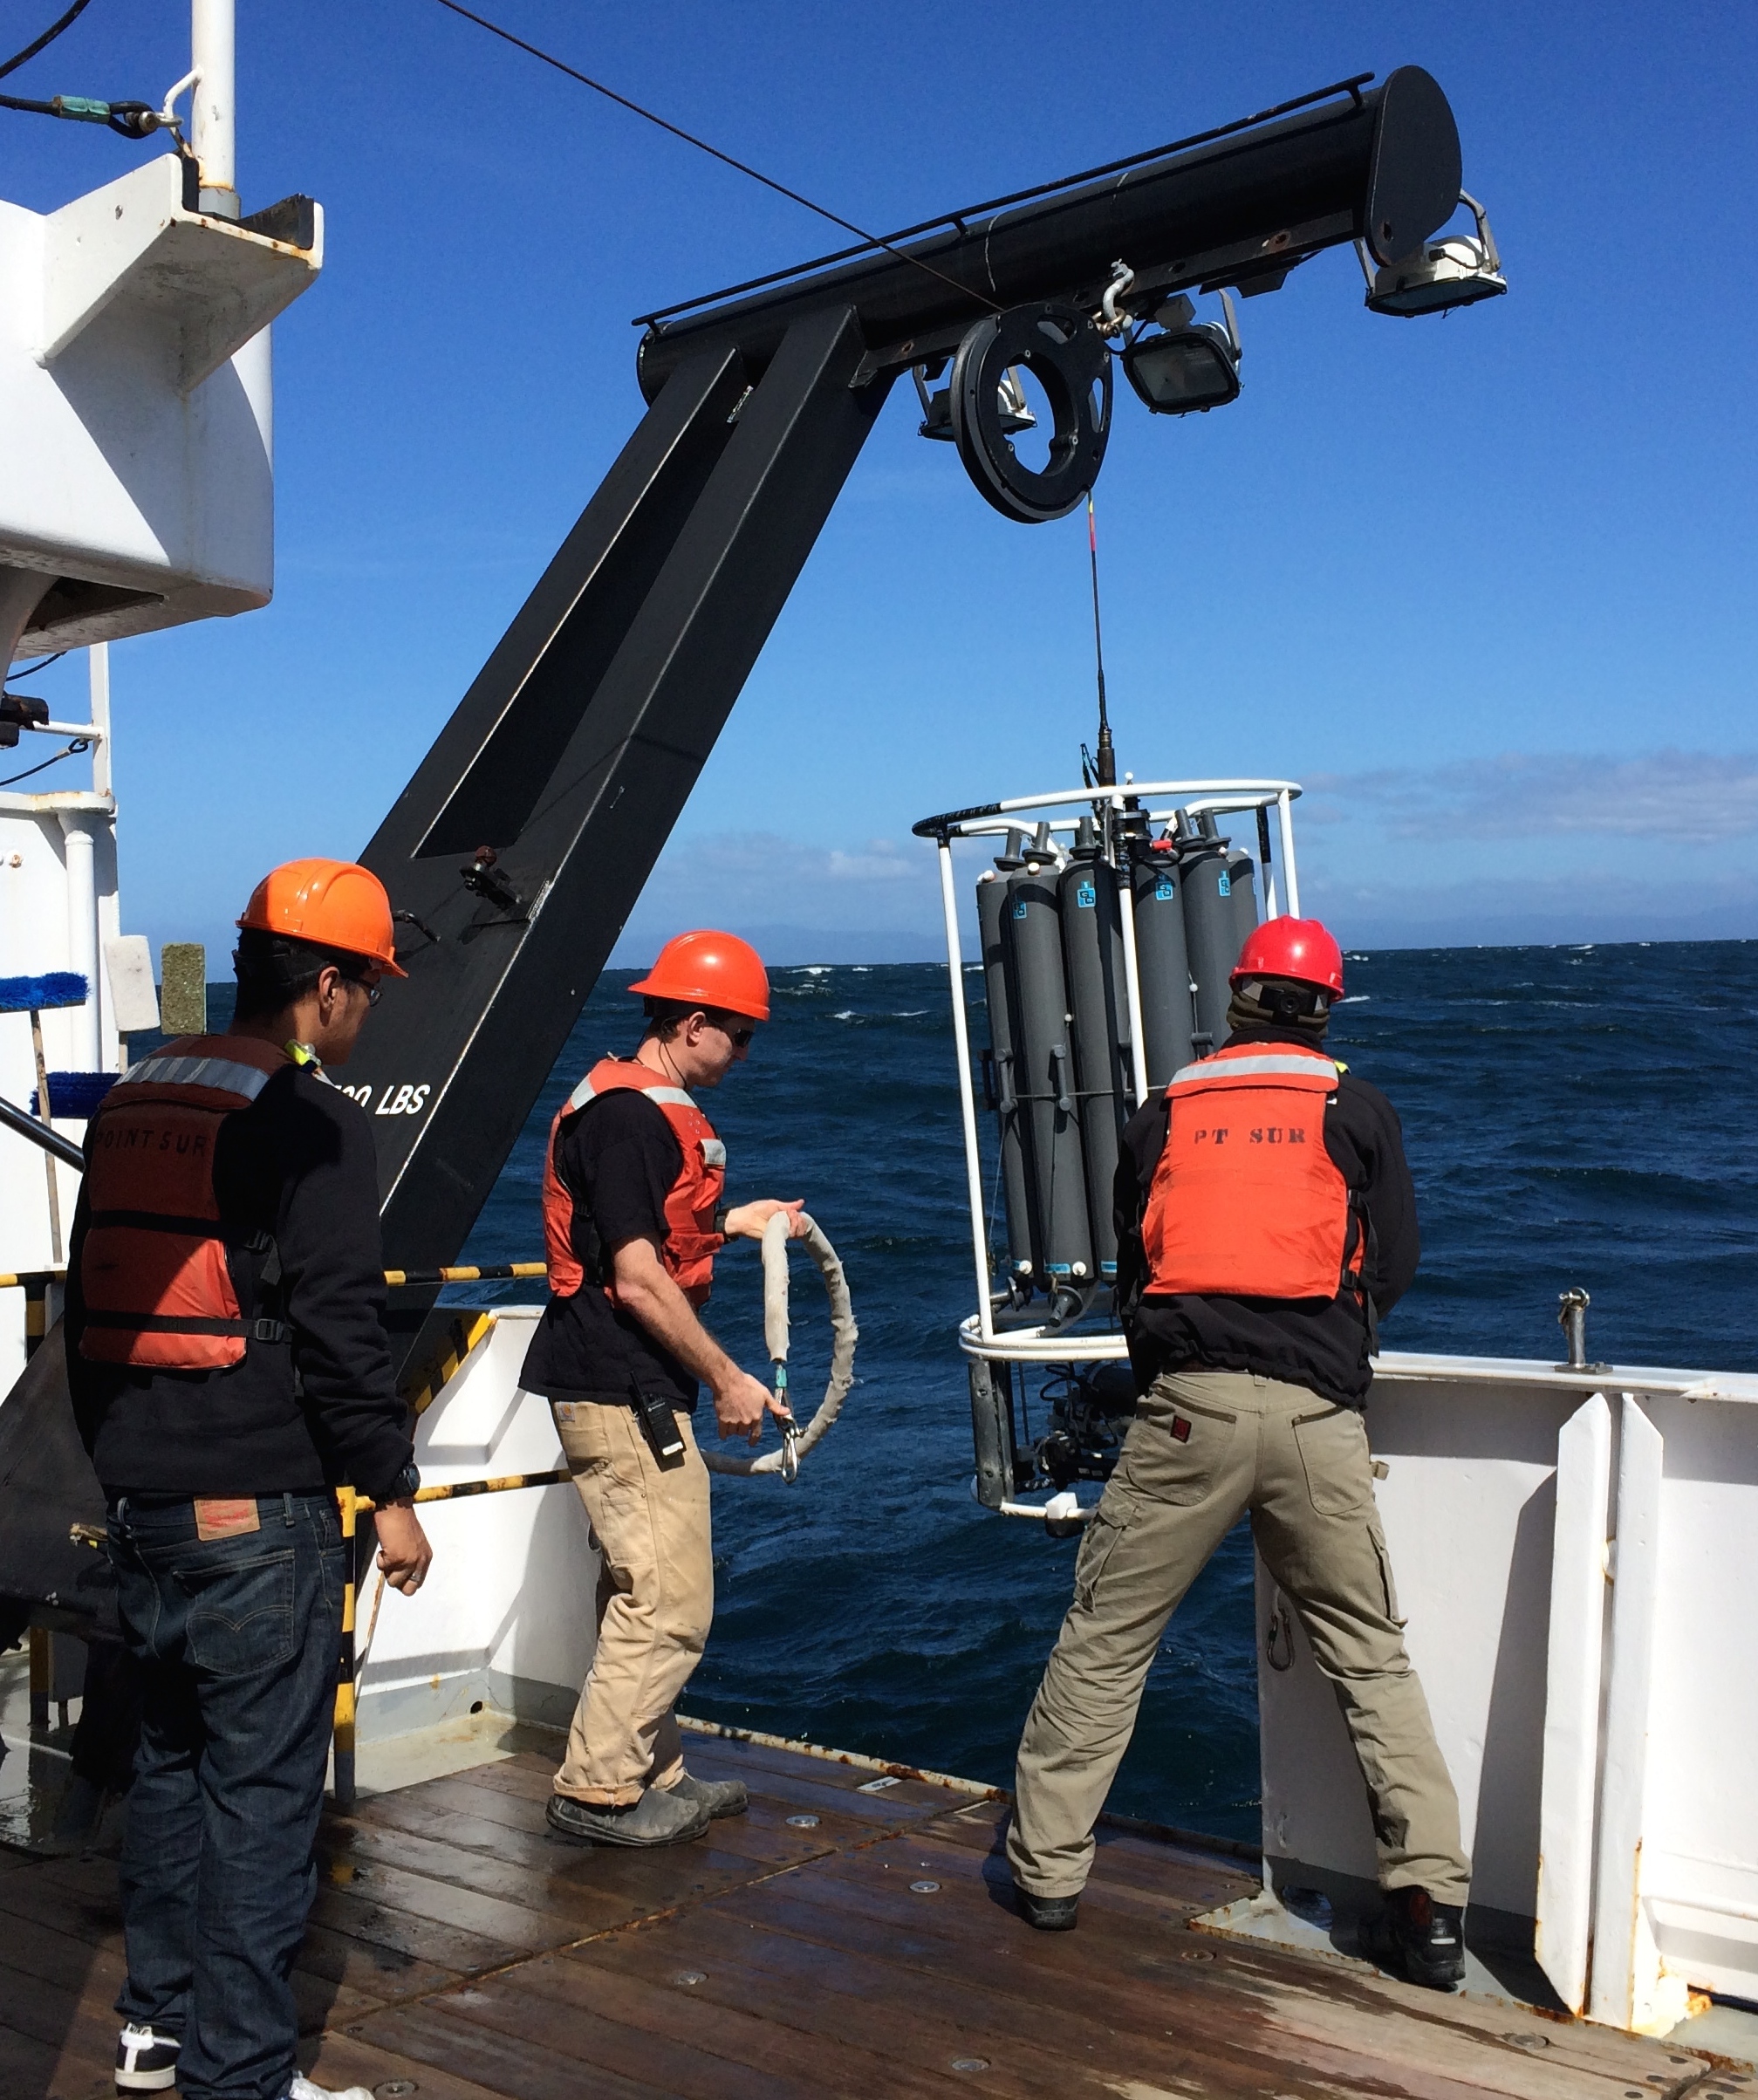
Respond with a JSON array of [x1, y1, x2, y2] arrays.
[[1166, 1053, 1337, 1089], [113, 1052, 277, 1099], [542, 1057, 727, 1307], [78, 1035, 291, 1371], [1142, 1042, 1360, 1302], [565, 1074, 696, 1114]]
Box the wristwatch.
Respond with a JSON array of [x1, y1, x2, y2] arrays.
[[380, 1460, 421, 1505]]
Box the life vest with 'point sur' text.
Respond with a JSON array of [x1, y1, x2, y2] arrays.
[[1142, 1042, 1365, 1302], [78, 1036, 291, 1370]]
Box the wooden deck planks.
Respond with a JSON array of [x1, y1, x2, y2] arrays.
[[0, 1727, 1734, 2100]]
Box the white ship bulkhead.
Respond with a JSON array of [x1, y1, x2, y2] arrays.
[[360, 1311, 598, 1742], [0, 654, 120, 1396], [0, 68, 321, 1389]]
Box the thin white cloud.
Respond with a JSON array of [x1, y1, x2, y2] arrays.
[[1309, 751, 1758, 840], [826, 840, 918, 881], [626, 829, 939, 935]]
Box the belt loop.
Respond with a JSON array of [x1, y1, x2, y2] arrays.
[[115, 1495, 130, 1541], [282, 1492, 295, 1528]]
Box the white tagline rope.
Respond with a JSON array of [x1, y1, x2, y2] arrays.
[[701, 1211, 857, 1479]]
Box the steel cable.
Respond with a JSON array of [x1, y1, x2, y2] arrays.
[[423, 0, 999, 315], [0, 0, 95, 82]]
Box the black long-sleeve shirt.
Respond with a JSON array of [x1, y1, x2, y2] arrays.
[[65, 1058, 414, 1500], [1115, 1023, 1420, 1406]]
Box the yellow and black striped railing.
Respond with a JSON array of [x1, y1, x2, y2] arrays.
[[329, 1465, 572, 1808]]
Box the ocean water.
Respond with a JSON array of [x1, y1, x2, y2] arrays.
[[454, 941, 1758, 1843]]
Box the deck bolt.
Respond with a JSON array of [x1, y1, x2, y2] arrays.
[[674, 1969, 708, 1987], [911, 1879, 941, 1893], [377, 2084, 418, 2097], [786, 1814, 820, 1828], [951, 2058, 989, 2073]]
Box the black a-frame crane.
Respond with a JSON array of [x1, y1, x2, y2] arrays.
[[0, 66, 1477, 1627]]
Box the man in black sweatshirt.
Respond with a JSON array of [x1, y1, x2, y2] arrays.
[[1006, 919, 1470, 1991], [65, 858, 429, 2100]]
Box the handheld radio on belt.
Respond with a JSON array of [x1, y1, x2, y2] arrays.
[[629, 1384, 686, 1465]]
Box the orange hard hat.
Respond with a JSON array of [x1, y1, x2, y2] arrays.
[[628, 929, 770, 1022], [1231, 917, 1344, 998], [236, 858, 407, 977]]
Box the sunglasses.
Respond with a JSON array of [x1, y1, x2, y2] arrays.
[[340, 973, 383, 1007], [709, 1016, 754, 1050]]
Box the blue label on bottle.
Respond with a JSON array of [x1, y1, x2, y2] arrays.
[[1155, 879, 1174, 902], [1076, 881, 1096, 909], [1218, 872, 1231, 896]]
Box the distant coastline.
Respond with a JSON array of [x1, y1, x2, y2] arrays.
[[607, 926, 1758, 968]]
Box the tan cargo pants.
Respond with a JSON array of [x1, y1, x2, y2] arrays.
[[1009, 1369, 1470, 1905], [550, 1399, 714, 1806]]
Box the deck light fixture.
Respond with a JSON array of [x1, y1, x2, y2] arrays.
[[1361, 192, 1506, 316], [1121, 292, 1242, 416]]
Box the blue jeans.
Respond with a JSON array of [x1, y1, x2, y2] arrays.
[[107, 1492, 345, 2100]]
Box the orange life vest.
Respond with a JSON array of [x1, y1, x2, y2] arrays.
[[78, 1036, 291, 1370], [1140, 1043, 1365, 1302], [542, 1057, 726, 1308]]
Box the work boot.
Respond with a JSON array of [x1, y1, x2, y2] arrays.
[[665, 1769, 749, 1819], [546, 1786, 711, 1848], [1015, 1885, 1080, 1932], [114, 2024, 179, 2093], [1359, 1886, 1466, 1990]]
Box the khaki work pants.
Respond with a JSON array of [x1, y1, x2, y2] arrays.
[[1009, 1370, 1470, 1905], [550, 1399, 713, 1806]]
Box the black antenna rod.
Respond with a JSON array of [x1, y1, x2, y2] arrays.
[[1087, 495, 1115, 787]]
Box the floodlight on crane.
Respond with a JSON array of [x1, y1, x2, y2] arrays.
[[1361, 192, 1507, 316], [1121, 291, 1243, 416]]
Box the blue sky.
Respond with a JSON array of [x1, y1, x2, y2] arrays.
[[5, 0, 1755, 962]]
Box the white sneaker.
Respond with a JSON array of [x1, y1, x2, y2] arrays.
[[115, 2023, 179, 2093], [289, 2076, 374, 2100]]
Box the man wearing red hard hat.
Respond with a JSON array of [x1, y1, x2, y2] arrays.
[[65, 858, 430, 2100], [1008, 918, 1472, 1991], [521, 929, 806, 1849]]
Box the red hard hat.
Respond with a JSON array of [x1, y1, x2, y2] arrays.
[[628, 930, 770, 1023], [236, 858, 407, 976], [1231, 917, 1345, 998]]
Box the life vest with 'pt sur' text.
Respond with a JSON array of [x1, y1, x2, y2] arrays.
[[542, 1057, 726, 1308], [79, 1036, 291, 1370], [1141, 1043, 1361, 1301]]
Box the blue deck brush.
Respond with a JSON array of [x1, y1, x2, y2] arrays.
[[0, 973, 89, 1013]]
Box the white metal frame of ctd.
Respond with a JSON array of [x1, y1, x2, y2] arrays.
[[927, 776, 1302, 1373]]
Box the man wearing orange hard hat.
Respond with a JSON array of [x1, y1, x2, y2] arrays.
[[65, 858, 430, 2100], [521, 928, 806, 1850], [1007, 917, 1471, 1992]]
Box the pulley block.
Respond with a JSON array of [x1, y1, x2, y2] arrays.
[[949, 303, 1112, 525]]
